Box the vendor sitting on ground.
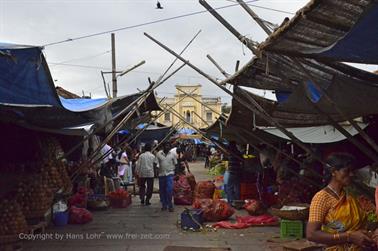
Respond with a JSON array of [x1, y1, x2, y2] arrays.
[[307, 152, 375, 250]]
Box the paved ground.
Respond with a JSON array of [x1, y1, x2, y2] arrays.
[[23, 161, 284, 251]]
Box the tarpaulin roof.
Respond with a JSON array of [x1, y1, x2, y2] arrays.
[[262, 122, 368, 144], [0, 43, 161, 136], [230, 86, 350, 127], [60, 97, 108, 112], [177, 128, 197, 135], [258, 0, 378, 64], [205, 116, 282, 145], [224, 52, 378, 93]]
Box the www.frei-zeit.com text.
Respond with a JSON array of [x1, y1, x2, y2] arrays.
[[18, 232, 171, 241]]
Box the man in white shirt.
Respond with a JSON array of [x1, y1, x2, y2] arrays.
[[135, 143, 156, 205], [100, 144, 114, 177], [155, 143, 177, 212]]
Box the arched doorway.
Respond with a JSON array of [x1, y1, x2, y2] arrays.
[[186, 110, 191, 123]]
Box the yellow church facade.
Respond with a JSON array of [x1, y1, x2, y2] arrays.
[[156, 84, 222, 129]]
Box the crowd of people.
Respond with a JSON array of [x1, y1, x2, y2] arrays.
[[99, 141, 191, 212]]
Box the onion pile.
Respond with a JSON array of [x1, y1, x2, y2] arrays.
[[0, 199, 27, 235], [16, 177, 54, 218]]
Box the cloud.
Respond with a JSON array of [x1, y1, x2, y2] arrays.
[[1, 0, 309, 103]]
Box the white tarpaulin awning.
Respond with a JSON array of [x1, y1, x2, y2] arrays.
[[261, 123, 368, 144]]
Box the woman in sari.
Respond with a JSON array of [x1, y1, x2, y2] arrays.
[[307, 153, 375, 250]]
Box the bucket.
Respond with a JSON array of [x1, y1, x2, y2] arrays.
[[53, 211, 69, 226]]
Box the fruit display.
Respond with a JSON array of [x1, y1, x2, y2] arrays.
[[0, 199, 28, 235], [15, 177, 54, 218]]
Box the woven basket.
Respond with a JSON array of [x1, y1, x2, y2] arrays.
[[270, 203, 309, 221]]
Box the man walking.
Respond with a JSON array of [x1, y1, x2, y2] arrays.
[[135, 143, 155, 206], [155, 143, 177, 212]]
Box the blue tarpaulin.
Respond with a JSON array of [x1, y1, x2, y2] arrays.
[[306, 81, 322, 103], [0, 45, 61, 106], [60, 97, 108, 112], [317, 2, 378, 64]]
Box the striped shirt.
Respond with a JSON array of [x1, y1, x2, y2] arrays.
[[136, 151, 156, 178]]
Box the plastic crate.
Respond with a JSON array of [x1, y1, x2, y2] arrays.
[[280, 220, 303, 239]]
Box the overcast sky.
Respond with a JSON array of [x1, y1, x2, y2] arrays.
[[1, 0, 376, 104]]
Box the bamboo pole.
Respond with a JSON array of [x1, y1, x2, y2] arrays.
[[144, 32, 326, 165], [236, 0, 272, 35], [64, 29, 202, 161], [199, 0, 257, 53], [192, 110, 210, 127], [178, 87, 323, 186], [118, 60, 146, 77], [206, 54, 229, 77], [164, 105, 244, 161], [152, 122, 182, 152], [80, 86, 200, 172]]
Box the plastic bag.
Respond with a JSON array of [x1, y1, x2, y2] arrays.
[[194, 181, 215, 199], [68, 206, 93, 224], [174, 175, 193, 205]]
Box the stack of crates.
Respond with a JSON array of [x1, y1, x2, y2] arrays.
[[280, 219, 304, 239]]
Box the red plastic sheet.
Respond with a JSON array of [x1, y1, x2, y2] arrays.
[[212, 215, 278, 229]]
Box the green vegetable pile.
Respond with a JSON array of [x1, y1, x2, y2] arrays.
[[367, 211, 378, 223], [208, 163, 226, 176]]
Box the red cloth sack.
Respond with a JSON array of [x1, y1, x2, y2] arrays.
[[192, 198, 213, 209], [244, 199, 262, 215], [194, 181, 215, 199], [204, 200, 235, 222], [68, 206, 93, 224], [174, 175, 193, 205]]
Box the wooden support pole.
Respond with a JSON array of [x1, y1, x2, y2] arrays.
[[236, 0, 272, 35], [144, 32, 325, 165], [118, 60, 146, 77], [83, 87, 200, 169], [206, 54, 229, 77], [111, 33, 117, 98], [152, 122, 181, 152], [192, 110, 210, 127], [164, 104, 247, 162], [199, 0, 257, 53], [235, 60, 240, 72], [101, 71, 110, 98]]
